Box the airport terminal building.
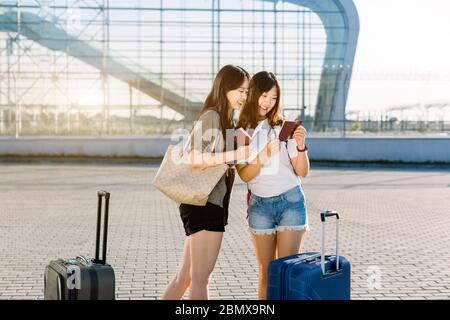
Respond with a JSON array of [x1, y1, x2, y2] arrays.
[[0, 0, 359, 136]]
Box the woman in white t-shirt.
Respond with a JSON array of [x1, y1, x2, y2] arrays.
[[236, 71, 310, 300]]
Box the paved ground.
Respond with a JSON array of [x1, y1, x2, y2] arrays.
[[0, 162, 449, 300]]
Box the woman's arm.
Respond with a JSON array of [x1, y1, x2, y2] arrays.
[[289, 125, 310, 177], [187, 146, 249, 168], [235, 155, 265, 182], [290, 149, 310, 177], [183, 109, 250, 168], [236, 140, 280, 182]]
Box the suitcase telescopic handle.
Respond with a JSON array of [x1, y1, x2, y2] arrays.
[[320, 210, 340, 275], [95, 190, 110, 264], [98, 190, 110, 197]]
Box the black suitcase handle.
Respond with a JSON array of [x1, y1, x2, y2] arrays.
[[320, 210, 340, 274], [320, 211, 340, 222], [95, 190, 110, 264]]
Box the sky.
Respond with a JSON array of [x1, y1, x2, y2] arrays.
[[347, 0, 450, 119]]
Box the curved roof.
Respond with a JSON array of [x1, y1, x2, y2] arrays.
[[263, 0, 359, 129]]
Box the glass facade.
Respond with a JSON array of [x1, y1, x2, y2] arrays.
[[0, 0, 353, 136]]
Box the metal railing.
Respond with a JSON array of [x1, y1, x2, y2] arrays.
[[0, 110, 449, 137], [309, 120, 450, 136]]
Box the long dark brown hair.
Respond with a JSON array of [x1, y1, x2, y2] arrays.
[[237, 71, 280, 130], [198, 65, 250, 138]]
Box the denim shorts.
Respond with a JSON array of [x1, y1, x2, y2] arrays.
[[247, 185, 309, 235]]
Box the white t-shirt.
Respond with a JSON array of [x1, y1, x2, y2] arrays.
[[246, 120, 302, 197]]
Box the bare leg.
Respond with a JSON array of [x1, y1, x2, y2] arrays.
[[276, 230, 307, 259], [189, 230, 223, 300], [251, 233, 277, 300], [161, 238, 191, 300]]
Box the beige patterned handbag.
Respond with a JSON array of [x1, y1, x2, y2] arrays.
[[152, 133, 228, 206]]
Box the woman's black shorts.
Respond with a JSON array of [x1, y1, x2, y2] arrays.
[[179, 169, 234, 236], [179, 201, 228, 236]]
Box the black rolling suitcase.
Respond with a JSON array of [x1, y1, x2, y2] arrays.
[[44, 191, 115, 300]]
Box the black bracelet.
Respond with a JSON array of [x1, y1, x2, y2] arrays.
[[297, 144, 308, 152]]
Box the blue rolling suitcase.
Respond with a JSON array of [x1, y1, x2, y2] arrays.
[[267, 211, 351, 300]]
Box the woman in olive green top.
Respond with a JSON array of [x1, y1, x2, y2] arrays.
[[162, 65, 250, 300]]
